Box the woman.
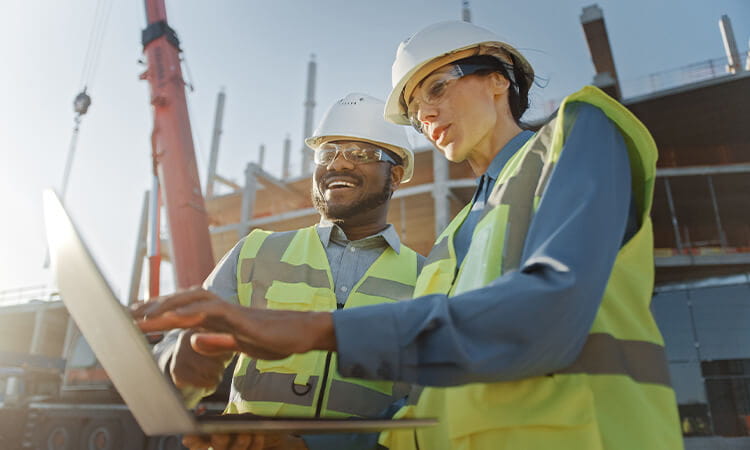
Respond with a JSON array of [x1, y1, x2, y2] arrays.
[[135, 21, 683, 450], [373, 20, 682, 450]]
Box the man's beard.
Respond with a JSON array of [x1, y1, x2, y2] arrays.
[[312, 171, 392, 222]]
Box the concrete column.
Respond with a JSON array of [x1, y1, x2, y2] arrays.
[[239, 163, 258, 238], [301, 55, 317, 176], [432, 149, 451, 236], [29, 307, 48, 355], [206, 89, 226, 198], [61, 317, 78, 360], [283, 134, 292, 180], [258, 144, 266, 169], [580, 5, 621, 99], [719, 15, 742, 73], [461, 0, 471, 22], [128, 191, 150, 305]]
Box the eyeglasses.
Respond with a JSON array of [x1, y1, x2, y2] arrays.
[[314, 142, 400, 166], [406, 61, 505, 134]]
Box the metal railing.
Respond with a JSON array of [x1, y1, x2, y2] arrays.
[[528, 52, 748, 119], [622, 54, 747, 99], [0, 285, 59, 307]]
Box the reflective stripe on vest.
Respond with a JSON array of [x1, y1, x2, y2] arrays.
[[231, 226, 418, 418], [382, 87, 682, 450]]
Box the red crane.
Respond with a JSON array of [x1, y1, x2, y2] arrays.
[[140, 0, 214, 293]]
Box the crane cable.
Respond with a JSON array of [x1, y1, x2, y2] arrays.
[[78, 0, 114, 93], [45, 0, 113, 268], [59, 0, 113, 199]]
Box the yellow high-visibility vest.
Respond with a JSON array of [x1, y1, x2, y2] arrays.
[[227, 226, 416, 418], [381, 86, 683, 450]]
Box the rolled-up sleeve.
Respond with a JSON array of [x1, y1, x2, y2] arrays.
[[334, 104, 634, 386]]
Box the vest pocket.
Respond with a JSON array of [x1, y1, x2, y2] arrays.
[[265, 282, 318, 311]]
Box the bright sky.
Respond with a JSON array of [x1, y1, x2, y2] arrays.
[[1, 0, 748, 298]]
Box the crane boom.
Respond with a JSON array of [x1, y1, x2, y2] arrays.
[[140, 0, 214, 289]]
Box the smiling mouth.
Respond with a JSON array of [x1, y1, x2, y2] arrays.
[[323, 177, 361, 191], [327, 181, 356, 189]]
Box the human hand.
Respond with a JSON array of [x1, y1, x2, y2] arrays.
[[182, 433, 308, 450], [131, 287, 337, 361], [169, 329, 233, 389]]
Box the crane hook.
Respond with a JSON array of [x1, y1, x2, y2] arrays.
[[73, 90, 92, 116]]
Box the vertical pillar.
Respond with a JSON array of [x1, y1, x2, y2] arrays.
[[580, 5, 621, 99], [719, 15, 742, 74], [258, 144, 266, 169], [239, 163, 258, 239], [61, 317, 78, 361], [461, 0, 471, 22], [29, 308, 47, 355], [706, 175, 728, 249], [206, 89, 226, 198], [146, 175, 161, 299], [301, 55, 317, 176], [664, 178, 684, 254], [128, 191, 150, 305], [432, 149, 450, 236], [283, 134, 292, 180]]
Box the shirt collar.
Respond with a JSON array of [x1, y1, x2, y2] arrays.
[[484, 129, 535, 181], [316, 220, 402, 254]]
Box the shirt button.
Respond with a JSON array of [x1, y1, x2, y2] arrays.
[[340, 286, 348, 292], [349, 247, 356, 252]]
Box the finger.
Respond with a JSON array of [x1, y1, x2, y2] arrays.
[[210, 433, 231, 450], [131, 286, 217, 319], [172, 332, 231, 388], [137, 311, 207, 333], [230, 433, 253, 450], [191, 332, 240, 356]]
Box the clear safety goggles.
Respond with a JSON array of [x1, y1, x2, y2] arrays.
[[407, 61, 512, 134], [314, 142, 400, 166]]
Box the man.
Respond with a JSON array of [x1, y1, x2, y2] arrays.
[[150, 93, 422, 449], [137, 21, 682, 450]]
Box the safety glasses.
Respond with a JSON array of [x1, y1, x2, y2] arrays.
[[407, 61, 507, 134], [314, 142, 399, 166]]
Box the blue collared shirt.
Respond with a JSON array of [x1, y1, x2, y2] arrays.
[[453, 129, 535, 267], [333, 103, 637, 387], [317, 220, 407, 306]]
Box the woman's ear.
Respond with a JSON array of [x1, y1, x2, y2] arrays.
[[489, 72, 511, 95]]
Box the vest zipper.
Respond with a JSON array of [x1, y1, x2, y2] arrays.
[[314, 351, 333, 418], [314, 302, 343, 418]]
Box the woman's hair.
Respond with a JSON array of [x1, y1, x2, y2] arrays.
[[454, 52, 532, 124]]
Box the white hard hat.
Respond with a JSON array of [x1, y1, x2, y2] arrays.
[[384, 21, 534, 125], [306, 93, 415, 182]]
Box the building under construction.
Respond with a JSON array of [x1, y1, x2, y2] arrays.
[[0, 3, 747, 449], [194, 5, 750, 448]]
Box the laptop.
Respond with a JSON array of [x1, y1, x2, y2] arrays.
[[42, 189, 435, 435]]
